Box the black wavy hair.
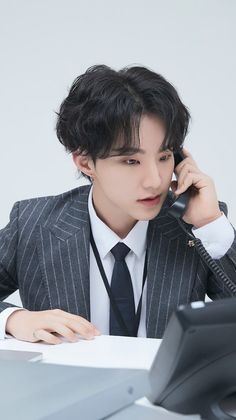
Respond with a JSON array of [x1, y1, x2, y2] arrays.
[[56, 64, 190, 163]]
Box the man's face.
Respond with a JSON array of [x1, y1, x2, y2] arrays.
[[75, 115, 175, 237]]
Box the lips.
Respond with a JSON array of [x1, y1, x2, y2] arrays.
[[138, 195, 161, 207], [140, 195, 160, 200]]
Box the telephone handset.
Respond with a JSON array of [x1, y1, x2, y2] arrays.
[[167, 150, 191, 219]]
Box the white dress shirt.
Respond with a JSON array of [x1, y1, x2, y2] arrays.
[[0, 188, 234, 339], [88, 188, 148, 337]]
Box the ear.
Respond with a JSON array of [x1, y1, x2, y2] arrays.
[[72, 152, 95, 178]]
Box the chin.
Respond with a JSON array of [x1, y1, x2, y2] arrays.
[[135, 209, 161, 221]]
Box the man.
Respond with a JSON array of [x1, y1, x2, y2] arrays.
[[0, 64, 236, 344]]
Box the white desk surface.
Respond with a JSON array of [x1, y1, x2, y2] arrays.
[[0, 334, 161, 369]]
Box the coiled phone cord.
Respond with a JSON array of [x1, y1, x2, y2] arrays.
[[176, 218, 236, 295]]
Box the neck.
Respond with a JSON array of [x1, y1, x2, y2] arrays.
[[92, 191, 137, 239]]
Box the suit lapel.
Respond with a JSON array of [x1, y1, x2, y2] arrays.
[[37, 186, 92, 320], [145, 197, 197, 338]]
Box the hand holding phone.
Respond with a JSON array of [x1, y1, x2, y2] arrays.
[[167, 148, 221, 229]]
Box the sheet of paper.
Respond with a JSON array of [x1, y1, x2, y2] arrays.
[[0, 335, 161, 369]]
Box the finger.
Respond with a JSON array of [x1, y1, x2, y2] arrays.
[[175, 157, 198, 172], [64, 315, 100, 336], [52, 309, 100, 334], [176, 164, 200, 187], [182, 148, 192, 158], [33, 329, 62, 345], [175, 171, 196, 194], [175, 172, 208, 194], [48, 323, 82, 342], [181, 148, 197, 165], [70, 316, 99, 332], [64, 319, 97, 339]]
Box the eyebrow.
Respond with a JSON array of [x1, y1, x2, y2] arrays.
[[110, 146, 172, 156]]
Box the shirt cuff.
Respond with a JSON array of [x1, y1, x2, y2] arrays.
[[0, 307, 25, 340], [192, 213, 234, 259]]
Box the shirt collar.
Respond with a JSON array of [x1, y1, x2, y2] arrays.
[[88, 186, 148, 259]]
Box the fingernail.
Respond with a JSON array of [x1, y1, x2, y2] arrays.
[[86, 334, 95, 340]]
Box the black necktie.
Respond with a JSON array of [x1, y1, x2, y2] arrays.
[[109, 243, 136, 336]]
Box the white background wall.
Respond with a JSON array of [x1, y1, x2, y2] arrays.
[[1, 0, 236, 230]]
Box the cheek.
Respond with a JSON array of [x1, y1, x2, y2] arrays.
[[161, 165, 174, 183], [104, 167, 133, 186], [98, 170, 126, 195], [105, 172, 136, 201]]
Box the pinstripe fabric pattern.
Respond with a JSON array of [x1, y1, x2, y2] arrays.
[[1, 185, 236, 338]]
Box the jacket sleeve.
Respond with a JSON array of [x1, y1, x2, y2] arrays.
[[206, 201, 236, 299], [0, 202, 20, 311], [207, 230, 236, 299]]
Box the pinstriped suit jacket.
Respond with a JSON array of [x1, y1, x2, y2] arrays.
[[1, 184, 236, 338]]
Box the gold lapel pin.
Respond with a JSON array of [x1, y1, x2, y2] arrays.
[[188, 240, 195, 247]]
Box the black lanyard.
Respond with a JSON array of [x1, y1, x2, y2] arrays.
[[90, 229, 148, 337]]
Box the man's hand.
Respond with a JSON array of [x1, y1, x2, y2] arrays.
[[171, 149, 222, 228], [6, 309, 100, 344]]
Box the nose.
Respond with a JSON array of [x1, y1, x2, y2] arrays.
[[141, 162, 162, 190]]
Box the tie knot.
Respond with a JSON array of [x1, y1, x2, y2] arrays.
[[111, 243, 130, 261]]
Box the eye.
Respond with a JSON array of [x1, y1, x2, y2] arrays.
[[125, 159, 140, 165], [160, 154, 172, 162]]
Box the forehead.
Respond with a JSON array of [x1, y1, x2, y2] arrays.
[[111, 115, 167, 156], [139, 115, 166, 143]]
